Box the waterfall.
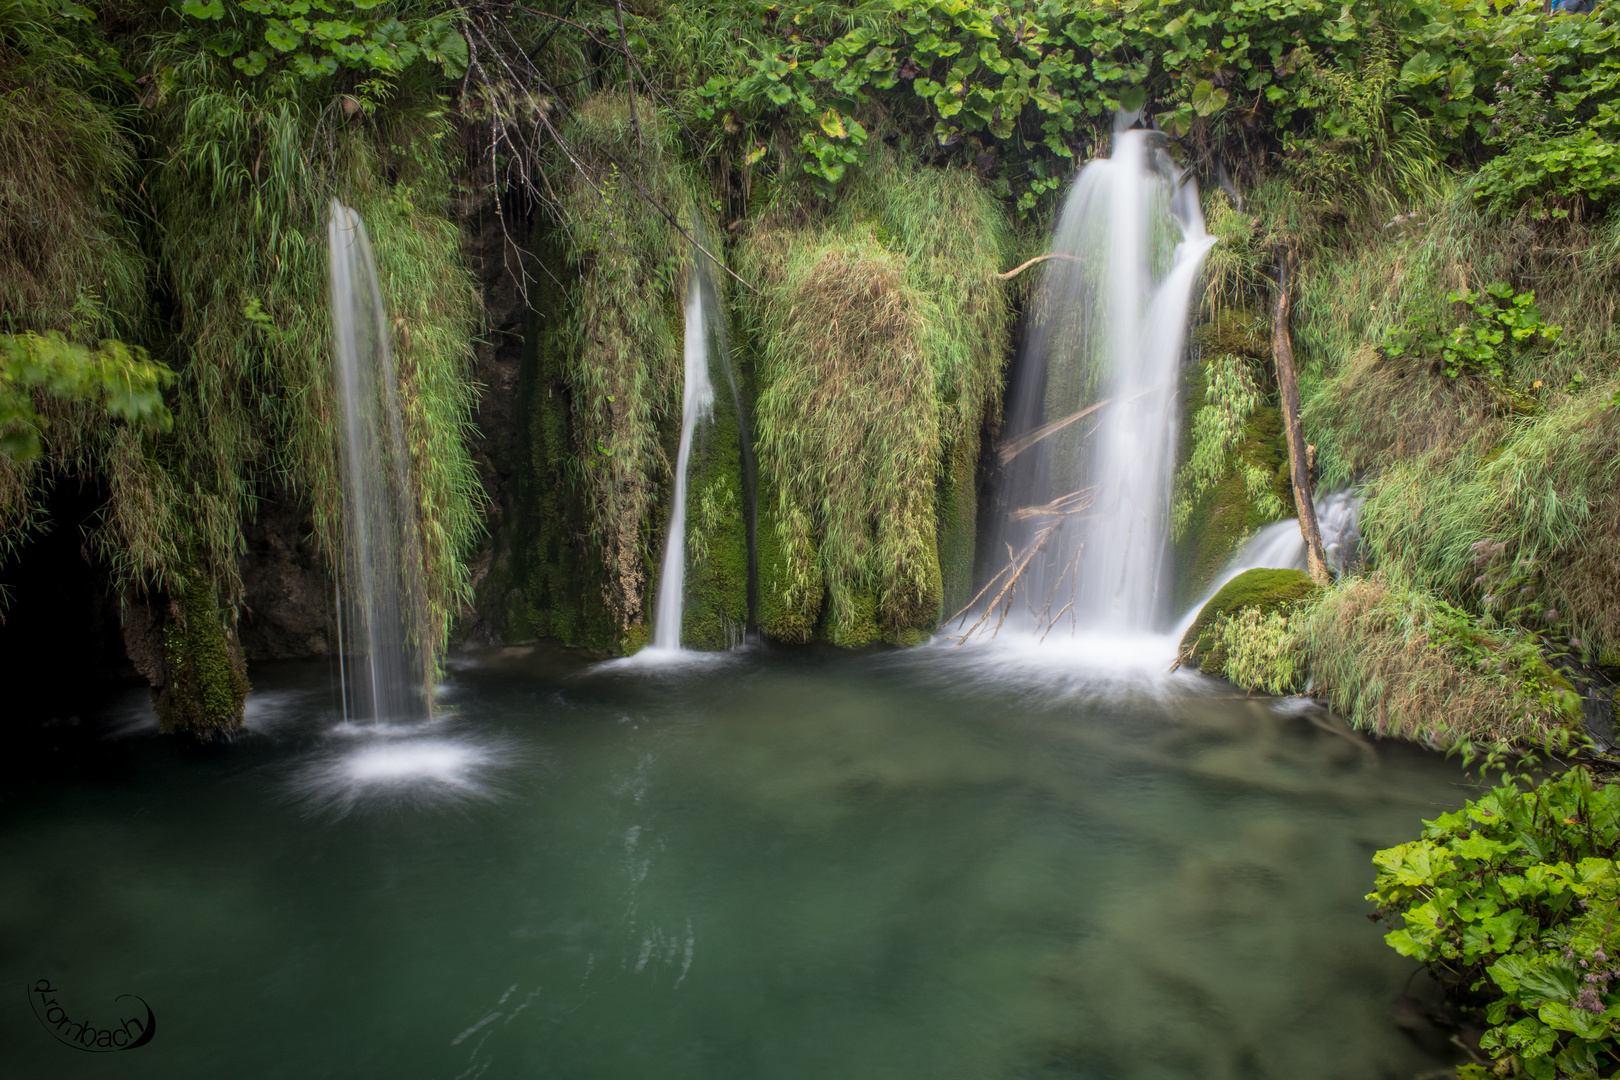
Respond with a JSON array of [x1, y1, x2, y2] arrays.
[[650, 271, 716, 650], [990, 127, 1215, 636], [328, 199, 428, 723], [1171, 491, 1363, 640]]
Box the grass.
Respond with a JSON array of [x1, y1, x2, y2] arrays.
[[1298, 574, 1582, 749], [738, 148, 1012, 644]]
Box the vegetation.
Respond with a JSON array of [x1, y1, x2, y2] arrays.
[[738, 148, 1012, 646], [1369, 767, 1620, 1080], [0, 0, 1617, 735]]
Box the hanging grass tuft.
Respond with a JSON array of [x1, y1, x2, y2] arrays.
[[738, 150, 1012, 645]]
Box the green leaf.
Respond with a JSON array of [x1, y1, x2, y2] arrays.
[[232, 50, 269, 77], [1190, 79, 1228, 117], [181, 0, 224, 18]]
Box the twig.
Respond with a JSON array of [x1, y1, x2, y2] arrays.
[[997, 400, 1111, 465], [994, 252, 1085, 281]]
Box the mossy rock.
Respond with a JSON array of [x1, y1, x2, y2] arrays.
[[818, 589, 882, 649], [159, 581, 249, 739], [1190, 309, 1271, 360], [1179, 568, 1319, 669]]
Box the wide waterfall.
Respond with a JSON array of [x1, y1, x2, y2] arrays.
[[650, 271, 716, 650], [989, 126, 1215, 636], [328, 199, 429, 723]]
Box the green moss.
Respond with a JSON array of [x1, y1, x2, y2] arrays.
[[497, 224, 621, 655], [1190, 309, 1270, 361], [755, 478, 822, 644], [1180, 567, 1319, 668], [935, 417, 980, 621], [1172, 380, 1294, 611], [159, 579, 249, 738], [820, 589, 881, 648]]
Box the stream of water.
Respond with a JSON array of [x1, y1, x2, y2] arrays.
[[650, 272, 716, 652], [991, 127, 1215, 637], [329, 199, 428, 723], [1, 648, 1468, 1078]]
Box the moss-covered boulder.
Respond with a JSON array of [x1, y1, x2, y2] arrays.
[[158, 581, 249, 738], [738, 150, 1010, 649], [1179, 567, 1319, 671]]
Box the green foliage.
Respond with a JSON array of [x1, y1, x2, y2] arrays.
[[1382, 281, 1561, 382], [176, 0, 467, 83], [0, 333, 172, 462], [672, 0, 1620, 219], [1475, 130, 1620, 220], [1368, 769, 1620, 1080], [738, 151, 1010, 644], [1179, 566, 1317, 663]]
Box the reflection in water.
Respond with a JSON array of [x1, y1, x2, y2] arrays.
[[0, 650, 1466, 1080]]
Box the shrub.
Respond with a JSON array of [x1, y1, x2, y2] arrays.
[[1368, 768, 1620, 1080]]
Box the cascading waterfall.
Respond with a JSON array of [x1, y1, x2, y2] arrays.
[[1170, 491, 1364, 640], [328, 199, 429, 723], [650, 267, 717, 651], [989, 126, 1215, 636]]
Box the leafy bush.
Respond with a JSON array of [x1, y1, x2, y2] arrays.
[[0, 332, 172, 462], [1368, 768, 1620, 1080], [1474, 130, 1620, 220], [177, 0, 467, 83], [1382, 281, 1560, 382]]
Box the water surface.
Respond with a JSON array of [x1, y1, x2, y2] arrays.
[[1, 643, 1468, 1078]]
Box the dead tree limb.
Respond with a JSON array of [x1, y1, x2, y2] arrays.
[[996, 399, 1111, 465], [612, 0, 640, 143], [993, 252, 1084, 281], [1272, 248, 1331, 585]]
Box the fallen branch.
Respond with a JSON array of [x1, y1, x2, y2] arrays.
[[1272, 248, 1330, 585], [996, 400, 1111, 465], [993, 252, 1085, 281]]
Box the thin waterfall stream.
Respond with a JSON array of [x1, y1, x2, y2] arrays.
[[650, 273, 716, 651], [328, 199, 429, 723]]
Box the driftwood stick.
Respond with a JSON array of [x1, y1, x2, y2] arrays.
[[993, 252, 1085, 281], [1272, 249, 1331, 585], [997, 401, 1111, 465]]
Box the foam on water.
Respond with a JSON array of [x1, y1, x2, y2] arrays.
[[294, 725, 507, 813]]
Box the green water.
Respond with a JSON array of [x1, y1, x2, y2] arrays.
[[1, 643, 1467, 1078]]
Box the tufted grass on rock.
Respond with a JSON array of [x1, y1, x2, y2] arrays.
[[738, 149, 1012, 646], [1298, 574, 1583, 749]]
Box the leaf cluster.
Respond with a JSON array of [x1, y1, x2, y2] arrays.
[[1382, 281, 1561, 383], [177, 0, 466, 83], [0, 333, 173, 463], [1369, 768, 1620, 1080]]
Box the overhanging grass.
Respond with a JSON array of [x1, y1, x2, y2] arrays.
[[738, 150, 1012, 644]]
